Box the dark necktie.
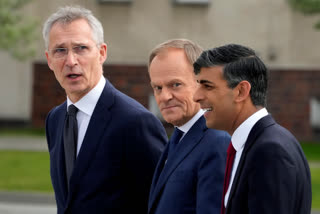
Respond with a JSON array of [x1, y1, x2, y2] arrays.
[[221, 142, 236, 214], [63, 104, 78, 189], [167, 128, 184, 160]]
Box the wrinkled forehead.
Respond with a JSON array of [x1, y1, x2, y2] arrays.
[[50, 18, 91, 33], [196, 66, 225, 81], [48, 19, 95, 47]]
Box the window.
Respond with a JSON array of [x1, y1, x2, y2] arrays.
[[97, 0, 132, 4], [172, 0, 210, 5], [311, 97, 320, 129], [148, 94, 163, 120], [311, 97, 320, 138]]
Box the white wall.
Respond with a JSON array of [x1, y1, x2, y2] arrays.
[[1, 0, 320, 120], [0, 52, 33, 120]]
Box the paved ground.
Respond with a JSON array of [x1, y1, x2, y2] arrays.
[[0, 202, 56, 214], [0, 136, 47, 151], [0, 136, 56, 213], [0, 192, 56, 214], [0, 136, 320, 214]]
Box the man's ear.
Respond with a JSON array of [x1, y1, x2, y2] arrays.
[[234, 81, 251, 103], [99, 43, 107, 64]]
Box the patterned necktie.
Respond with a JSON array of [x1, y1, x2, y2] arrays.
[[63, 104, 78, 189], [167, 128, 184, 160], [221, 142, 236, 214]]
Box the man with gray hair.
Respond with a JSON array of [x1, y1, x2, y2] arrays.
[[148, 39, 230, 214], [43, 5, 167, 214]]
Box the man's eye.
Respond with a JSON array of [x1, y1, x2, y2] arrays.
[[204, 84, 213, 89], [74, 45, 88, 53], [173, 83, 181, 88], [154, 86, 162, 91], [54, 48, 67, 54]]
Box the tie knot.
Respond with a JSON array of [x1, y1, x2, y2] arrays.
[[227, 142, 236, 156], [68, 104, 78, 117], [171, 128, 184, 144]]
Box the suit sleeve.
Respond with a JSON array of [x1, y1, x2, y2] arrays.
[[196, 132, 229, 214], [246, 143, 297, 214], [45, 108, 55, 150], [124, 111, 167, 214]]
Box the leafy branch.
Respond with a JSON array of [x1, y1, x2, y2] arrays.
[[0, 0, 38, 60]]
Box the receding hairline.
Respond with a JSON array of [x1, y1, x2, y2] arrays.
[[43, 6, 104, 50], [49, 17, 93, 34], [149, 39, 203, 68]]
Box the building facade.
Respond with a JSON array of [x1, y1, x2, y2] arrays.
[[1, 0, 320, 140]]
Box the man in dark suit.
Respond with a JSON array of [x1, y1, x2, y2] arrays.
[[193, 44, 312, 214], [43, 6, 167, 214], [148, 39, 230, 214]]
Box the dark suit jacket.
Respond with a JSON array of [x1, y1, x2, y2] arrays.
[[225, 115, 311, 214], [45, 79, 167, 214], [148, 116, 230, 214]]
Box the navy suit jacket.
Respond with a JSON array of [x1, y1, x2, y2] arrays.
[[225, 115, 312, 214], [148, 116, 230, 214], [45, 79, 167, 214]]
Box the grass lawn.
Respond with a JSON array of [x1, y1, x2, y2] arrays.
[[0, 141, 319, 209], [301, 142, 320, 162], [0, 150, 53, 193], [312, 167, 320, 210], [0, 128, 45, 137]]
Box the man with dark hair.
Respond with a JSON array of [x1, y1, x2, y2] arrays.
[[193, 44, 311, 214], [148, 39, 230, 214]]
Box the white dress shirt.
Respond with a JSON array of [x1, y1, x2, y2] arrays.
[[224, 108, 269, 207], [176, 109, 205, 141], [164, 109, 204, 165], [67, 76, 106, 156]]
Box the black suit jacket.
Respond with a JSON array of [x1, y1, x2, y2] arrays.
[[225, 115, 311, 214], [46, 79, 167, 214], [148, 116, 230, 214]]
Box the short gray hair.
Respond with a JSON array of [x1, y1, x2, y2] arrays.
[[149, 39, 203, 67], [42, 5, 104, 50]]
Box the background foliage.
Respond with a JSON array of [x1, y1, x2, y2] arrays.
[[288, 0, 320, 29], [0, 0, 38, 60]]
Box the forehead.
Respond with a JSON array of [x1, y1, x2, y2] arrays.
[[149, 49, 195, 83], [196, 66, 225, 82], [48, 19, 94, 47]]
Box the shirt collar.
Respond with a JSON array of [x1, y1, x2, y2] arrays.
[[67, 76, 106, 116], [231, 108, 268, 151], [176, 109, 204, 133]]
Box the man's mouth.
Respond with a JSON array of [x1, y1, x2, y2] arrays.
[[162, 105, 177, 110], [202, 107, 213, 112], [67, 74, 81, 79]]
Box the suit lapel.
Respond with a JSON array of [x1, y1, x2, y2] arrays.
[[226, 115, 275, 212], [149, 144, 169, 202], [148, 116, 207, 209], [54, 103, 69, 203], [66, 80, 114, 202]]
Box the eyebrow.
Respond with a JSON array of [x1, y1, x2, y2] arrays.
[[151, 78, 182, 86], [197, 79, 213, 84], [52, 42, 87, 49]]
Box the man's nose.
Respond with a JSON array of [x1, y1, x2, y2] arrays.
[[160, 88, 173, 101], [65, 50, 78, 67], [193, 87, 203, 103]]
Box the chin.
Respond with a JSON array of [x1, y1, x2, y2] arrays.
[[164, 118, 179, 126], [205, 121, 214, 129], [163, 114, 176, 123]]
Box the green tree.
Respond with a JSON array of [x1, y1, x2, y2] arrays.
[[0, 0, 38, 60], [288, 0, 320, 29]]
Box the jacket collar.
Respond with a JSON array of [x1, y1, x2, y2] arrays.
[[148, 116, 207, 212], [226, 115, 275, 213]]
